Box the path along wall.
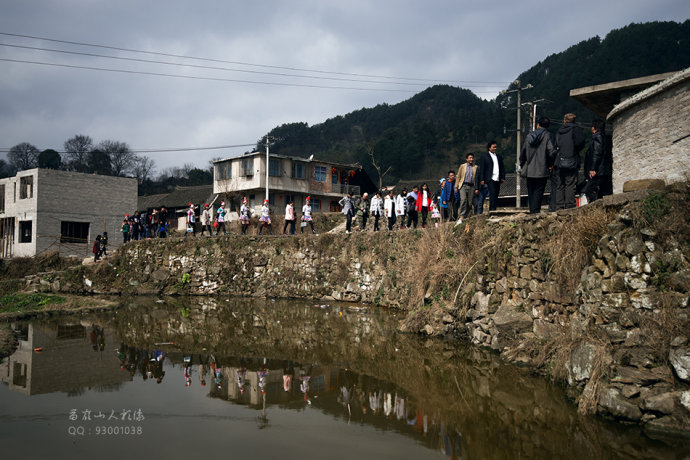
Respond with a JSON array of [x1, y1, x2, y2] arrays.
[[24, 184, 690, 435]]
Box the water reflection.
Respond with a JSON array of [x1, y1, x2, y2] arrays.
[[1, 297, 688, 459]]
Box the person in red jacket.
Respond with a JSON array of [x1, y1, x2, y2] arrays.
[[415, 183, 433, 228], [92, 235, 101, 263]]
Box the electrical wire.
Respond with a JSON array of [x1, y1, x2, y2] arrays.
[[0, 57, 418, 92], [0, 43, 504, 88], [0, 31, 512, 86]]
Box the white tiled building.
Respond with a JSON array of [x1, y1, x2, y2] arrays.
[[0, 168, 137, 258], [213, 152, 373, 214]]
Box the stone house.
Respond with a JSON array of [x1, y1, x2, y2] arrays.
[[571, 67, 690, 193], [0, 168, 137, 258], [213, 152, 375, 215]]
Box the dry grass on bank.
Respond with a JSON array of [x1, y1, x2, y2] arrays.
[[0, 251, 81, 282]]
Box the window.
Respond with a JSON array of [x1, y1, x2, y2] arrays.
[[19, 220, 32, 243], [19, 176, 33, 199], [269, 159, 281, 177], [312, 198, 321, 211], [331, 169, 338, 184], [291, 163, 305, 179], [215, 162, 231, 180], [0, 185, 4, 213], [242, 158, 254, 177], [314, 166, 326, 182], [60, 221, 90, 243]]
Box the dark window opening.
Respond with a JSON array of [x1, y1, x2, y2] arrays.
[[19, 220, 32, 243], [19, 176, 33, 199], [60, 221, 90, 243]]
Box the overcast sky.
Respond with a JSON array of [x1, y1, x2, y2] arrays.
[[1, 0, 688, 173]]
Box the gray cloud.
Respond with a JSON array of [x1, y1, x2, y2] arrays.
[[1, 0, 688, 172]]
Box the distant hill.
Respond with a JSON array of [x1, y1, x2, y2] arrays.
[[497, 20, 690, 127], [259, 20, 690, 184]]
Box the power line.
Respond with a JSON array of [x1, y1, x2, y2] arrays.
[[0, 57, 416, 92], [0, 31, 512, 86], [0, 42, 505, 89]]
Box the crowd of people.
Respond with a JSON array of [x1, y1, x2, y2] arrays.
[[115, 122, 612, 244], [520, 115, 613, 214]]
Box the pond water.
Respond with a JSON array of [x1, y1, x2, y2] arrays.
[[1, 297, 688, 459]]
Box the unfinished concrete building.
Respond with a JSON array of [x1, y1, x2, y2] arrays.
[[0, 168, 137, 258]]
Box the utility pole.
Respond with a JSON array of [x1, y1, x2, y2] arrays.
[[522, 98, 549, 131], [265, 137, 270, 203], [501, 81, 532, 208]]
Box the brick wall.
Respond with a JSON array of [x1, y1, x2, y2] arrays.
[[611, 79, 690, 193]]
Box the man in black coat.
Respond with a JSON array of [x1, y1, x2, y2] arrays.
[[583, 119, 613, 203], [553, 113, 585, 210], [477, 140, 505, 212]]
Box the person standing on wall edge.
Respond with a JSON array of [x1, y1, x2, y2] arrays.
[[520, 117, 556, 214], [553, 113, 585, 210], [477, 141, 505, 212], [583, 118, 613, 203]]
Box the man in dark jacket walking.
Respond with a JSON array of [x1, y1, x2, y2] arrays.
[[477, 141, 505, 212], [583, 119, 613, 203], [520, 117, 556, 214], [553, 113, 585, 210]]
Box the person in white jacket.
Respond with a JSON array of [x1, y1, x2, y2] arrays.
[[369, 191, 383, 232], [395, 189, 407, 230], [384, 190, 396, 231], [200, 203, 212, 236]]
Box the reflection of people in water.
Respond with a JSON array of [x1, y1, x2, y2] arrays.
[[237, 367, 248, 394], [283, 361, 294, 392], [439, 422, 462, 460], [257, 368, 269, 395], [210, 356, 223, 389], [198, 355, 208, 387], [299, 366, 312, 404], [369, 390, 382, 415], [90, 325, 105, 352], [151, 350, 166, 384], [183, 356, 192, 387]]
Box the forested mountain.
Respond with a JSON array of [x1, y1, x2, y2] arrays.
[[256, 20, 690, 184], [497, 20, 690, 128], [261, 86, 505, 182]]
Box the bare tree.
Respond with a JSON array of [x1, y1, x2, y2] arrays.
[[132, 155, 156, 184], [99, 140, 135, 176], [367, 145, 391, 191], [8, 142, 39, 170], [63, 134, 93, 172]]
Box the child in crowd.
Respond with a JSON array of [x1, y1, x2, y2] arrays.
[[186, 203, 196, 237], [259, 199, 273, 235], [239, 198, 251, 235], [121, 217, 130, 243], [92, 235, 101, 263], [200, 204, 213, 236], [216, 202, 227, 236], [430, 198, 442, 227], [301, 196, 316, 234], [99, 231, 108, 258]]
